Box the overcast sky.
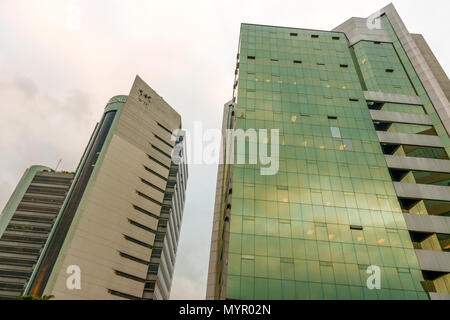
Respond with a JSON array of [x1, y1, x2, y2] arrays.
[[0, 0, 448, 300]]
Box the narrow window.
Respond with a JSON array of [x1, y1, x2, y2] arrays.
[[140, 177, 165, 194], [293, 60, 302, 64], [145, 281, 156, 290], [247, 56, 255, 60], [350, 225, 363, 230], [133, 204, 159, 220], [148, 263, 159, 275], [311, 34, 319, 38], [340, 64, 348, 68], [270, 58, 279, 62], [328, 116, 338, 120], [332, 36, 340, 40], [124, 235, 153, 249], [290, 32, 298, 36], [108, 289, 140, 300], [386, 69, 394, 73], [154, 134, 173, 149], [157, 122, 172, 135], [148, 155, 170, 170], [143, 166, 167, 181], [374, 41, 381, 45], [317, 62, 325, 66], [114, 270, 146, 283], [119, 252, 150, 265], [136, 190, 163, 207], [349, 98, 359, 102], [151, 248, 163, 258], [151, 144, 172, 160]]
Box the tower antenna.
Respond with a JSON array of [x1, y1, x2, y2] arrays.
[[54, 159, 62, 171]]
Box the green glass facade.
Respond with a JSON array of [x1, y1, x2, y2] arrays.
[[208, 7, 450, 298], [222, 24, 428, 300]]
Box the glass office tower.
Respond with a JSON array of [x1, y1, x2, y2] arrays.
[[207, 4, 449, 300]]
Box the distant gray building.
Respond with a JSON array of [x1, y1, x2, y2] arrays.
[[0, 166, 74, 299]]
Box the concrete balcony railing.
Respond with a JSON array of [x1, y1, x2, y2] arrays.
[[377, 131, 444, 148], [403, 213, 450, 234], [385, 155, 450, 173], [393, 182, 450, 202], [370, 109, 432, 126], [363, 91, 423, 105], [415, 249, 450, 273]]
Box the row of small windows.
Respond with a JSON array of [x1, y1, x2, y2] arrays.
[[288, 33, 340, 41], [247, 56, 350, 69], [243, 89, 361, 103]]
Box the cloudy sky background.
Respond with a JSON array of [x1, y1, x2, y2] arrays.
[[0, 0, 448, 299]]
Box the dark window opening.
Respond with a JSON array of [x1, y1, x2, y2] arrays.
[[311, 34, 319, 38], [114, 270, 146, 283], [332, 36, 340, 40], [290, 32, 298, 36], [148, 155, 170, 170], [350, 225, 363, 230], [140, 178, 165, 194], [133, 204, 159, 220], [247, 56, 255, 60], [317, 62, 325, 66], [119, 252, 150, 265], [154, 134, 173, 149], [340, 64, 348, 68], [128, 218, 157, 234], [374, 41, 381, 45], [386, 69, 394, 73], [124, 235, 153, 249], [151, 248, 162, 258], [328, 116, 338, 120], [137, 190, 162, 206], [143, 166, 167, 181], [293, 60, 302, 64], [157, 122, 172, 135], [145, 281, 156, 290], [349, 98, 359, 102], [151, 144, 172, 160], [108, 289, 140, 300], [148, 263, 159, 275]]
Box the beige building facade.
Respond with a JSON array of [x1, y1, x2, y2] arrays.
[[26, 76, 188, 299]]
